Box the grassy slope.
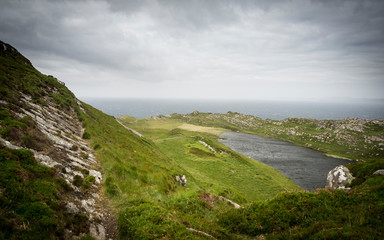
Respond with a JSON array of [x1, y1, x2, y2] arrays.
[[219, 175, 384, 239], [83, 106, 301, 239], [2, 41, 300, 239], [119, 117, 301, 202], [3, 40, 382, 239], [83, 105, 242, 239], [120, 114, 384, 239]]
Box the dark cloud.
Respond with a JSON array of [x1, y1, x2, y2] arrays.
[[0, 0, 383, 100]]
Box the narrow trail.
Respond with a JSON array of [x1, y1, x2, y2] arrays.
[[116, 119, 144, 137]]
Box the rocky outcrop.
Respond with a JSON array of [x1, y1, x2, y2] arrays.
[[0, 40, 117, 239], [373, 169, 384, 175], [199, 140, 216, 153], [1, 94, 112, 239], [175, 175, 187, 186], [326, 165, 354, 189], [219, 196, 241, 209]]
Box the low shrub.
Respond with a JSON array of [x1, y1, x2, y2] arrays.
[[82, 132, 91, 139], [73, 175, 83, 187], [118, 202, 189, 239]]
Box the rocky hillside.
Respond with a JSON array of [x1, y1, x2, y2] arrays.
[[2, 40, 383, 239], [0, 41, 112, 239], [1, 40, 246, 239], [170, 111, 384, 161]]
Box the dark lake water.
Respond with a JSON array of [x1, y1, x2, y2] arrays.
[[219, 132, 352, 191]]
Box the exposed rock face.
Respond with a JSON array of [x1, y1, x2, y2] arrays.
[[0, 40, 117, 240], [327, 165, 354, 189], [0, 94, 110, 239], [373, 169, 384, 175], [90, 223, 106, 240], [175, 175, 187, 186], [199, 140, 216, 153]]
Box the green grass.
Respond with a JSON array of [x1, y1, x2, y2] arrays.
[[118, 113, 384, 239], [156, 135, 300, 202], [0, 42, 79, 112], [120, 116, 301, 202], [2, 40, 383, 239], [82, 104, 227, 238], [0, 145, 89, 239], [82, 105, 300, 238], [219, 175, 384, 239]]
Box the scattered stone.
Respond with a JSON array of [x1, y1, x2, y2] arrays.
[[219, 197, 241, 209], [90, 223, 106, 240], [82, 199, 96, 213], [90, 170, 103, 184], [66, 202, 80, 214], [92, 193, 100, 199], [187, 228, 216, 239], [326, 165, 354, 189], [34, 152, 62, 168], [199, 140, 216, 153], [64, 229, 73, 239], [0, 137, 21, 150], [373, 169, 384, 175], [175, 175, 187, 186]]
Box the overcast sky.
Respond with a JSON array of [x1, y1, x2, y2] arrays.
[[1, 0, 383, 102]]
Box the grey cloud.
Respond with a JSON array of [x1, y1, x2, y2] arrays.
[[0, 0, 383, 100]]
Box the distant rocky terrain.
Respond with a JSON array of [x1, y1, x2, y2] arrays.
[[170, 111, 384, 161]]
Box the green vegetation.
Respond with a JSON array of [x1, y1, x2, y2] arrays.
[[0, 145, 89, 239], [219, 174, 384, 239], [1, 40, 383, 239], [120, 117, 300, 202], [82, 104, 245, 238], [169, 112, 384, 161], [119, 114, 384, 239], [0, 42, 79, 112]]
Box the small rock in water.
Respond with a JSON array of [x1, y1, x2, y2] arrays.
[[326, 165, 354, 189]]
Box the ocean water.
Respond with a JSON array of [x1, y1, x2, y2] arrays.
[[82, 98, 384, 120]]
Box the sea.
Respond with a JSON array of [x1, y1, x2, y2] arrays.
[[82, 98, 384, 120]]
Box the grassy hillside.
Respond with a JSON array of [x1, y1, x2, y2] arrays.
[[2, 40, 301, 239], [84, 104, 301, 239], [119, 114, 384, 239], [2, 40, 383, 239], [119, 116, 300, 202], [219, 172, 384, 239]]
